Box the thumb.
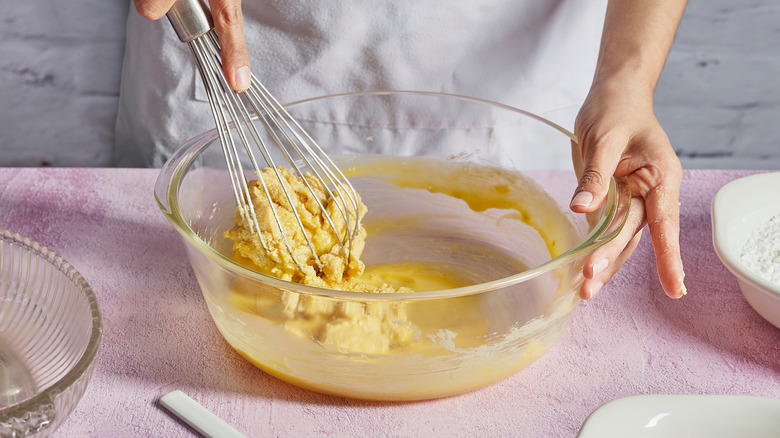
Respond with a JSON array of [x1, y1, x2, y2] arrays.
[[569, 135, 623, 214], [210, 0, 251, 92]]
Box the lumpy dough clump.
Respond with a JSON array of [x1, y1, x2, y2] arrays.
[[225, 166, 370, 289], [225, 166, 414, 354], [278, 291, 415, 354]]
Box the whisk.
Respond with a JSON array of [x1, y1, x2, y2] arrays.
[[166, 0, 363, 276]]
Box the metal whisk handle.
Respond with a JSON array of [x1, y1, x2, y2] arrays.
[[167, 0, 214, 43]]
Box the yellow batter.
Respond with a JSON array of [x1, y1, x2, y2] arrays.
[[224, 159, 573, 357], [214, 158, 581, 399], [225, 166, 479, 354]]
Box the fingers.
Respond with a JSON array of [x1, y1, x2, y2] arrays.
[[570, 130, 624, 216], [580, 233, 643, 300], [642, 168, 686, 299], [579, 196, 646, 300], [135, 0, 252, 92], [135, 0, 177, 20], [210, 0, 251, 92], [577, 158, 686, 300]]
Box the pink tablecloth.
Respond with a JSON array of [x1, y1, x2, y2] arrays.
[[2, 168, 779, 437]]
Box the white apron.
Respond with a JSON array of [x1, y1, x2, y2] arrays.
[[115, 0, 607, 167]]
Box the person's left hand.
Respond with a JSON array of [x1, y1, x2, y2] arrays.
[[569, 76, 686, 300]]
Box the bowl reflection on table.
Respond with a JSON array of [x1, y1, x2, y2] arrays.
[[0, 230, 102, 437], [154, 91, 630, 401]]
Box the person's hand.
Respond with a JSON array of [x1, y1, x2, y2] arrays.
[[135, 0, 251, 92], [570, 75, 686, 300]]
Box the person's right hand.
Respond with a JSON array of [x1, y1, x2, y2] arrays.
[[135, 0, 251, 92], [571, 75, 685, 301]]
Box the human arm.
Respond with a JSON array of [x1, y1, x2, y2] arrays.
[[134, 0, 251, 92], [570, 0, 688, 299]]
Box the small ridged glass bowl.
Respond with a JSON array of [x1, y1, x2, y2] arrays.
[[0, 229, 102, 437]]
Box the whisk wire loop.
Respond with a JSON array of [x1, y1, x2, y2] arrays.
[[248, 81, 364, 236], [189, 37, 265, 256], [182, 27, 363, 275], [241, 78, 361, 263], [191, 32, 312, 273]]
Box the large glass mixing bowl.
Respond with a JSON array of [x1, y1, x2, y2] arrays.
[[155, 91, 630, 401]]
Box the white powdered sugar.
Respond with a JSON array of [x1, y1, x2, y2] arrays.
[[741, 213, 780, 286]]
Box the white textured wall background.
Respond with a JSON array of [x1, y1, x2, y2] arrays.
[[0, 2, 128, 166], [1, 1, 778, 169], [656, 0, 780, 169]]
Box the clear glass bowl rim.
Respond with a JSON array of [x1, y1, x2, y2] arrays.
[[155, 90, 631, 300], [0, 228, 103, 426]]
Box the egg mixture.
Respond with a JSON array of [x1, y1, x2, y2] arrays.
[[223, 157, 571, 357]]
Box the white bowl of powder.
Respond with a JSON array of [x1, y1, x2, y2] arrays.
[[712, 171, 780, 329]]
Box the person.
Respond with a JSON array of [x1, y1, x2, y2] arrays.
[[121, 0, 687, 300]]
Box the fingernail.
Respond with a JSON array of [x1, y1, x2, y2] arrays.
[[592, 258, 609, 277], [235, 66, 251, 91], [590, 282, 604, 299], [570, 191, 593, 208], [581, 282, 602, 300]]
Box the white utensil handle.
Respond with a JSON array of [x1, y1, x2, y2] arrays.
[[160, 390, 246, 438]]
